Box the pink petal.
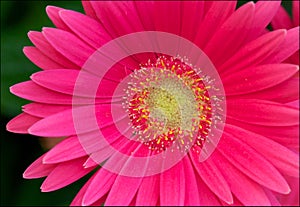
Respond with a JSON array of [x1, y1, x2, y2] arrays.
[[105, 175, 143, 206], [194, 1, 237, 49], [22, 103, 71, 118], [23, 154, 56, 179], [28, 104, 124, 137], [223, 64, 299, 95], [31, 69, 123, 98], [46, 6, 70, 31], [225, 124, 299, 177], [271, 5, 293, 30], [28, 31, 78, 69], [81, 1, 98, 20], [42, 27, 94, 67], [232, 76, 299, 103], [293, 0, 299, 26], [82, 168, 117, 206], [286, 99, 299, 108], [180, 1, 205, 41], [59, 9, 111, 49], [220, 29, 286, 74], [90, 1, 144, 38], [153, 1, 181, 35], [10, 81, 73, 104], [195, 174, 222, 206], [264, 189, 281, 206], [23, 46, 63, 70], [247, 0, 282, 41], [136, 175, 159, 206], [6, 113, 41, 134], [82, 157, 98, 169], [41, 157, 94, 192], [190, 152, 233, 204], [226, 99, 299, 126], [277, 176, 300, 206], [160, 161, 185, 206], [28, 108, 77, 137], [6, 112, 41, 134], [183, 156, 200, 205], [134, 1, 155, 31], [218, 131, 291, 194], [204, 2, 255, 68], [226, 118, 299, 149], [212, 151, 271, 206], [70, 173, 98, 206], [263, 27, 300, 64], [31, 69, 79, 95], [43, 135, 87, 164], [82, 131, 129, 169]]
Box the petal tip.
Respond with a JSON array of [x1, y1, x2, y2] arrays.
[[46, 5, 61, 15]]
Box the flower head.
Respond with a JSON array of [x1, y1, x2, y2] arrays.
[[6, 1, 299, 206]]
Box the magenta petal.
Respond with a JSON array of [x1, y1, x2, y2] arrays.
[[195, 174, 222, 206], [264, 189, 281, 206], [41, 157, 94, 192], [183, 156, 200, 205], [204, 2, 255, 68], [264, 27, 300, 64], [105, 176, 143, 206], [178, 1, 205, 41], [153, 1, 181, 35], [190, 152, 233, 204], [286, 99, 300, 108], [81, 1, 98, 20], [31, 69, 79, 95], [31, 69, 121, 98], [160, 161, 185, 206], [23, 154, 56, 179], [10, 81, 73, 104], [82, 169, 117, 206], [194, 1, 237, 49], [22, 103, 71, 118], [136, 175, 159, 206], [23, 46, 63, 70], [271, 5, 293, 30], [6, 113, 41, 134], [277, 176, 300, 206], [227, 99, 299, 126], [90, 1, 144, 38], [28, 104, 123, 137], [233, 76, 299, 103], [59, 9, 110, 49], [212, 151, 271, 206], [43, 135, 87, 164], [28, 31, 78, 69], [70, 173, 97, 206], [293, 0, 299, 26], [247, 1, 281, 41], [42, 27, 94, 67], [133, 2, 155, 31], [220, 29, 286, 74], [218, 131, 291, 194], [226, 118, 299, 149], [223, 64, 299, 95], [46, 6, 70, 31], [28, 107, 82, 137], [224, 124, 299, 177]]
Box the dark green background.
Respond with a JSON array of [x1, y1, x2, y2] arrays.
[[0, 1, 292, 206]]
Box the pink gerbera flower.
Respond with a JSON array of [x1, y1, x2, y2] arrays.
[[6, 1, 299, 206]]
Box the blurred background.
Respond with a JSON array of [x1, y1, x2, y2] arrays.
[[0, 0, 292, 206]]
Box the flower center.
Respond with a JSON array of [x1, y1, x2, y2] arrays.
[[125, 56, 213, 153]]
